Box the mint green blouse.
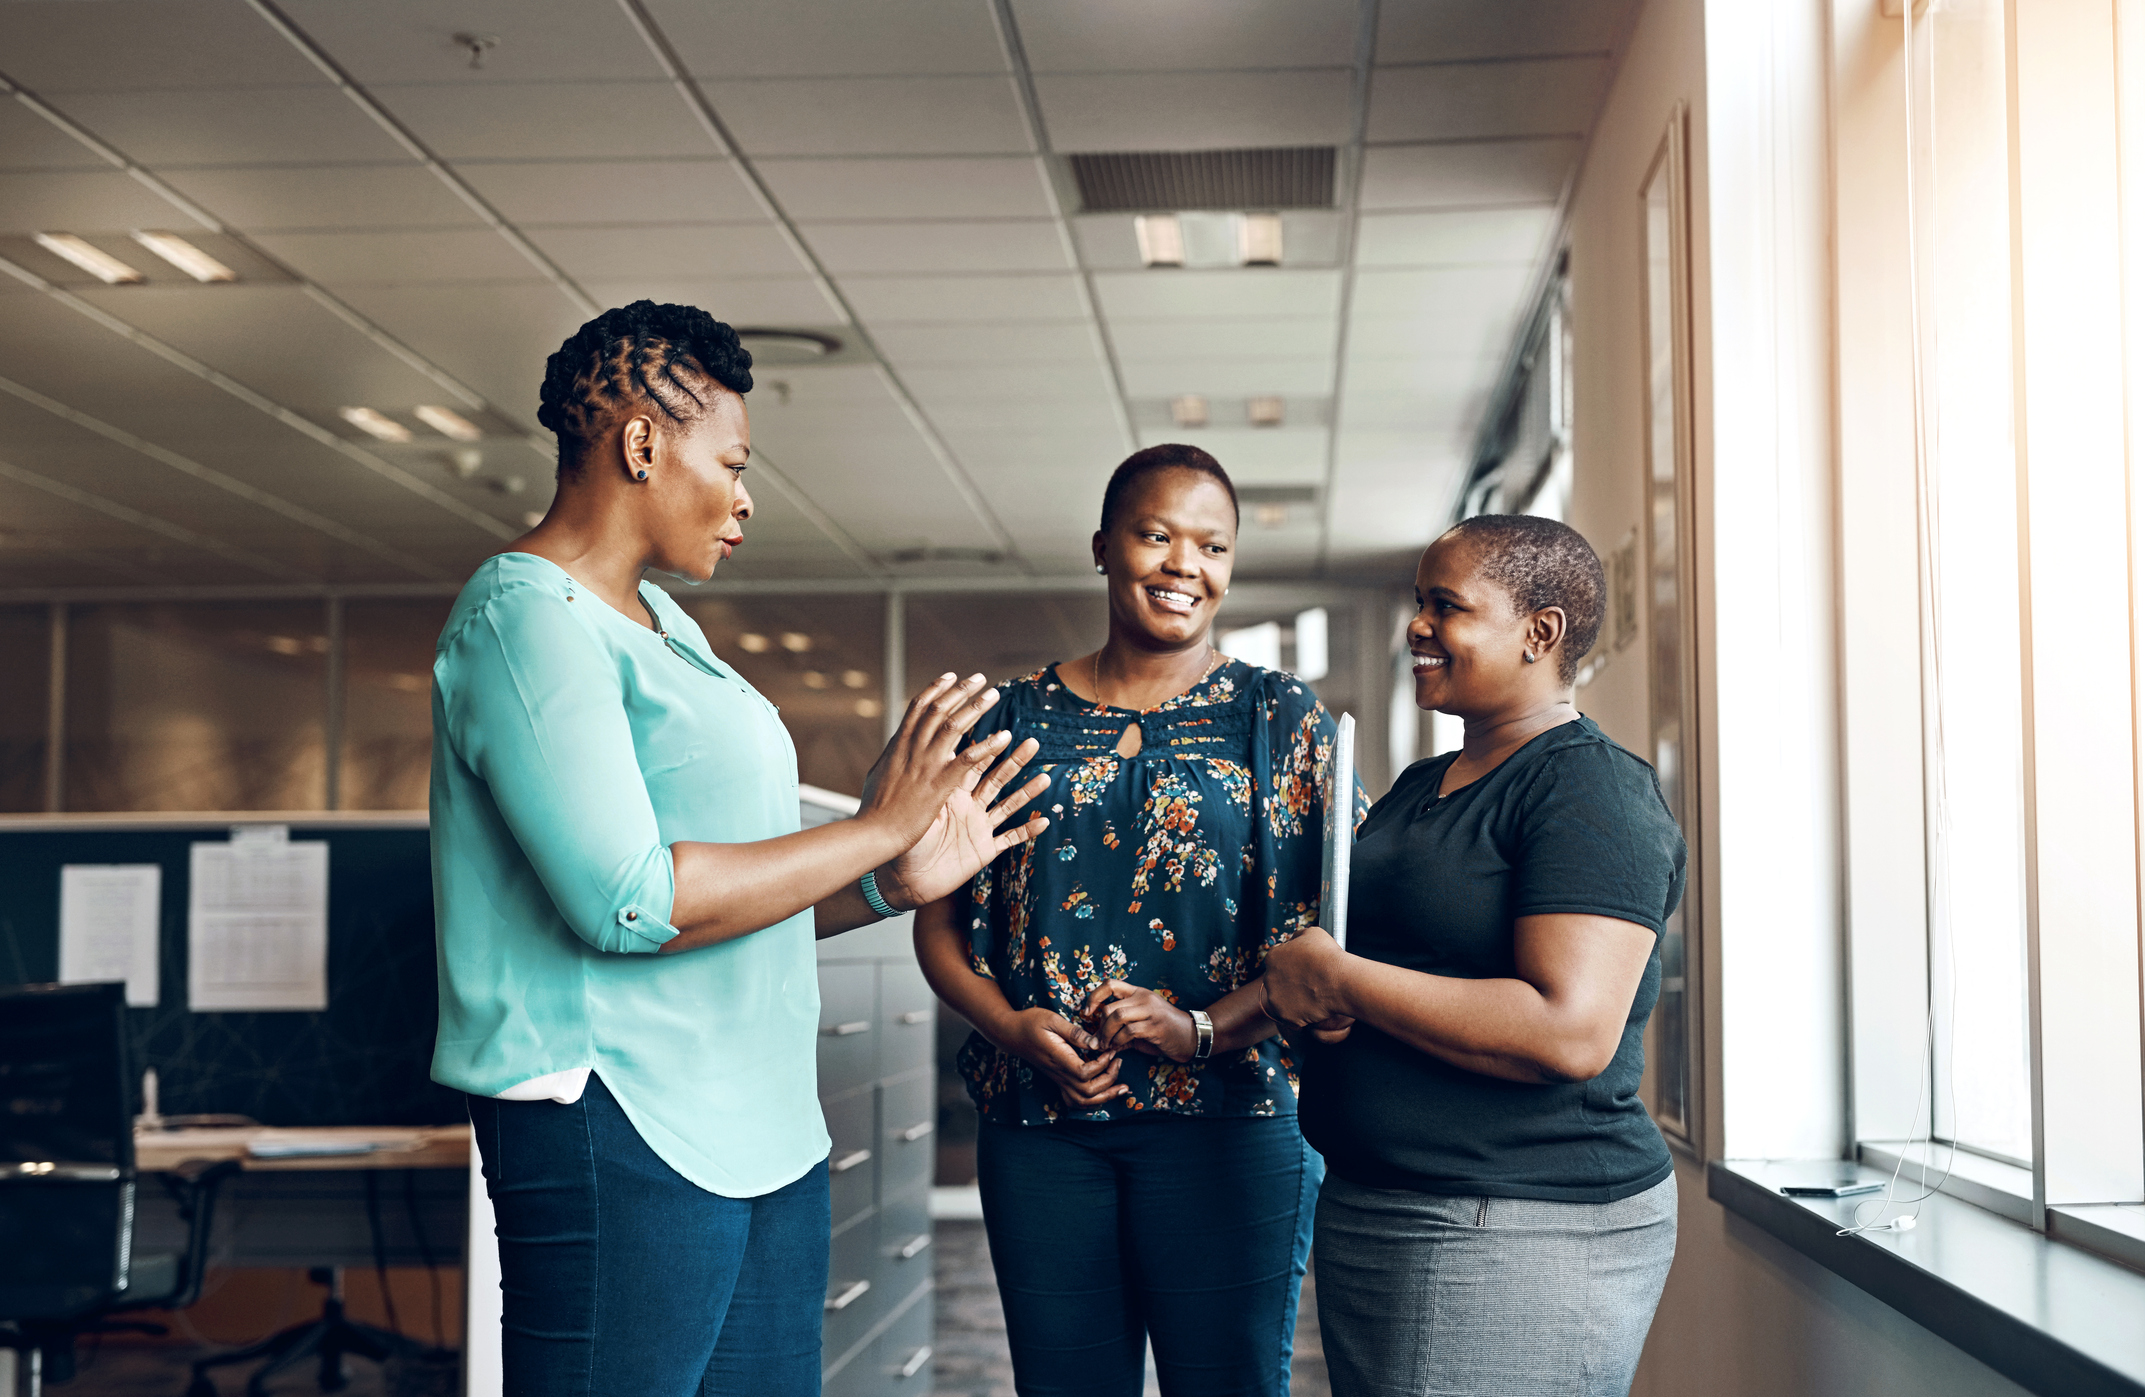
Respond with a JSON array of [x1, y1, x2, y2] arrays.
[[428, 553, 827, 1198]]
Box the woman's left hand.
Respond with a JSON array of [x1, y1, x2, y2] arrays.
[[1082, 979, 1198, 1061], [1259, 928, 1355, 1028], [878, 737, 1051, 910]]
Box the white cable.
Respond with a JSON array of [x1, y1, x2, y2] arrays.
[[1842, 0, 1964, 1239]]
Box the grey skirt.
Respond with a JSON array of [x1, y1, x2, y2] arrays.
[[1312, 1171, 1678, 1397]]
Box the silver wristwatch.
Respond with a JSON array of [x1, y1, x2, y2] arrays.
[[1189, 1009, 1214, 1063]]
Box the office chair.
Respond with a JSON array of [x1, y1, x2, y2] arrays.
[[0, 982, 238, 1397]]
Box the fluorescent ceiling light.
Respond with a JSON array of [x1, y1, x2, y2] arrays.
[[1171, 395, 1209, 428], [130, 231, 236, 283], [1247, 395, 1285, 428], [1239, 213, 1284, 266], [339, 406, 412, 443], [34, 233, 143, 285], [415, 405, 483, 441], [1135, 214, 1184, 267]]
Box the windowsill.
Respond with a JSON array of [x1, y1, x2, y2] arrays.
[[1858, 1139, 2034, 1225], [1709, 1159, 2145, 1397]]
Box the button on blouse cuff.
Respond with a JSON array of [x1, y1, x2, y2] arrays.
[[614, 902, 681, 951]]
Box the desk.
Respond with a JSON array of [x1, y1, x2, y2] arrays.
[[135, 1125, 470, 1174]]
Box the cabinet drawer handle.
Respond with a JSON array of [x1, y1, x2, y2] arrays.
[[823, 1020, 870, 1037], [831, 1149, 872, 1173], [897, 1233, 931, 1260], [824, 1279, 870, 1312], [898, 1120, 934, 1143], [896, 1009, 931, 1025], [897, 1345, 933, 1379]]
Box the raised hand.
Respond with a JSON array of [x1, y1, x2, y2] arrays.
[[879, 736, 1050, 910], [1081, 979, 1198, 1062], [858, 674, 1013, 846]]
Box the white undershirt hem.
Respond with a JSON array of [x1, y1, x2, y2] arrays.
[[492, 1067, 591, 1105]]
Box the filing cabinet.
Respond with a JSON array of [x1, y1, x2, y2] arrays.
[[804, 787, 939, 1397]]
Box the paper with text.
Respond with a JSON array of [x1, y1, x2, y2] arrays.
[[59, 864, 162, 1007], [188, 827, 328, 1011]]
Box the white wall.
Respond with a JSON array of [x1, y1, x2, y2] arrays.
[[1563, 1, 2030, 1392]]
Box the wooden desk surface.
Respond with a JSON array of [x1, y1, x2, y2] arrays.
[[135, 1124, 469, 1173]]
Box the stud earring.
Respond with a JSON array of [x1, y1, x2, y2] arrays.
[[635, 469, 649, 480], [1095, 563, 1106, 574], [1523, 651, 1537, 664]]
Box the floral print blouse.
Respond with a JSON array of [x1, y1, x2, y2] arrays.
[[956, 659, 1364, 1126]]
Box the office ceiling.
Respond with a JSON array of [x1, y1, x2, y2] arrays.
[[0, 0, 1635, 591]]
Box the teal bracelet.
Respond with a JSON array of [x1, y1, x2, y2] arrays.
[[860, 870, 899, 919]]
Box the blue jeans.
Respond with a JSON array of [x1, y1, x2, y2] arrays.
[[466, 1073, 829, 1397], [976, 1114, 1322, 1397]]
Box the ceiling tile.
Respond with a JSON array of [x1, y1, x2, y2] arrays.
[[1359, 139, 1580, 210], [162, 164, 482, 232], [1129, 426, 1330, 484], [872, 322, 1103, 366], [0, 101, 106, 172], [1035, 70, 1354, 152], [579, 278, 842, 325], [925, 398, 1126, 438], [372, 82, 715, 160], [1355, 207, 1556, 266], [1109, 317, 1337, 362], [1369, 58, 1611, 143], [458, 160, 765, 225], [251, 229, 545, 285], [801, 221, 1071, 275], [0, 171, 195, 236], [332, 282, 590, 426], [643, 0, 1009, 78], [1377, 0, 1640, 65], [276, 0, 664, 83], [1348, 264, 1537, 331], [900, 362, 1118, 403], [1092, 269, 1342, 321], [708, 77, 1033, 158], [0, 1, 329, 91], [53, 87, 410, 166], [758, 159, 1053, 221], [838, 274, 1089, 322], [1116, 358, 1331, 399], [1011, 0, 1360, 72], [526, 224, 808, 281]]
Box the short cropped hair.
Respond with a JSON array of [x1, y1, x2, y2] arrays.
[[538, 301, 753, 473], [1099, 444, 1240, 533], [1446, 514, 1606, 685]]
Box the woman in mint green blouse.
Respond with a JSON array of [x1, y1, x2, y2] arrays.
[[431, 303, 1047, 1397]]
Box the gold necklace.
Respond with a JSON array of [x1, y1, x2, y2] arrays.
[[1092, 644, 1222, 712]]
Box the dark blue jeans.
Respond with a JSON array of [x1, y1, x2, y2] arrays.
[[466, 1074, 828, 1397], [976, 1113, 1322, 1397]]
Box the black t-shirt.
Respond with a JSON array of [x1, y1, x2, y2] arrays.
[[1300, 717, 1685, 1203]]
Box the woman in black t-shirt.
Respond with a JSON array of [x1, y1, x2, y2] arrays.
[[1263, 515, 1685, 1397]]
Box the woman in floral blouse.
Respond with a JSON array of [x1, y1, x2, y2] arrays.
[[914, 444, 1358, 1397]]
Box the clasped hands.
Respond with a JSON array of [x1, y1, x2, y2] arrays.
[[997, 979, 1206, 1111]]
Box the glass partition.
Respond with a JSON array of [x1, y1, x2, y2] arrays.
[[0, 606, 49, 812], [341, 599, 454, 811]]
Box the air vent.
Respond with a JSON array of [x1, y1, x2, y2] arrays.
[[1237, 485, 1319, 507], [1068, 148, 1337, 213]]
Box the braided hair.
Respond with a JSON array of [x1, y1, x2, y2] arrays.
[[537, 301, 754, 472]]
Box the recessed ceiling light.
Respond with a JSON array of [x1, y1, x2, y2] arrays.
[[1171, 395, 1209, 428], [339, 406, 412, 443], [737, 329, 839, 365], [737, 633, 772, 653], [1239, 213, 1284, 267], [854, 698, 884, 719], [1135, 214, 1184, 267], [34, 233, 143, 285], [130, 231, 236, 283], [414, 405, 483, 441], [841, 669, 870, 689], [779, 632, 813, 653], [802, 670, 830, 690], [1247, 396, 1285, 428]]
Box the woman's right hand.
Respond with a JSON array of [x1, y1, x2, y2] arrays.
[[994, 1007, 1128, 1110], [859, 673, 1010, 845]]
